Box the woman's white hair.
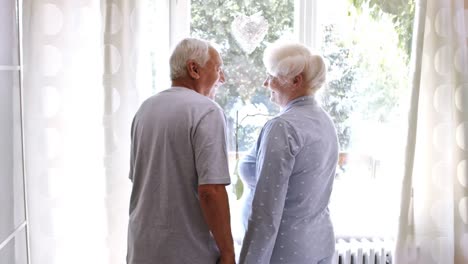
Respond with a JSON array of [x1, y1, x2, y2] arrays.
[[263, 41, 327, 93], [169, 38, 212, 80]]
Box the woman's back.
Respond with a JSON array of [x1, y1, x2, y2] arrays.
[[239, 96, 338, 264]]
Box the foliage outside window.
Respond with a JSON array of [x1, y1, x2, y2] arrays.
[[191, 0, 412, 165], [191, 0, 295, 198], [191, 0, 294, 151]]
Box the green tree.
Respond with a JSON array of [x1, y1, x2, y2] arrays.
[[350, 0, 415, 60], [320, 24, 358, 151], [319, 1, 413, 151], [191, 0, 294, 198], [344, 2, 412, 124], [191, 0, 293, 151], [189, 0, 412, 193]]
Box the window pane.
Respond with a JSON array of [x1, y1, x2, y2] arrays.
[[190, 0, 412, 239], [316, 0, 411, 237], [0, 70, 26, 244], [0, 0, 19, 66], [0, 227, 28, 264], [190, 0, 294, 185], [141, 0, 412, 241]]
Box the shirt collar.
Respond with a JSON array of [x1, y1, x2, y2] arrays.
[[280, 95, 317, 113]]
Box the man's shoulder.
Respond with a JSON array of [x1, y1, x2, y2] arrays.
[[143, 87, 224, 119]]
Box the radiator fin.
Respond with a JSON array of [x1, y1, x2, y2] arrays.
[[333, 238, 394, 264]]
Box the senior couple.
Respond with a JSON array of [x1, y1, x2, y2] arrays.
[[126, 37, 338, 264]]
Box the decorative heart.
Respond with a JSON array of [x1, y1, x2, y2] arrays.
[[231, 12, 269, 54]]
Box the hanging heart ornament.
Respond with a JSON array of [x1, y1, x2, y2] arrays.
[[231, 12, 269, 54]]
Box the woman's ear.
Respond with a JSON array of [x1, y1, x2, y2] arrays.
[[187, 60, 200, 79], [293, 74, 303, 87]]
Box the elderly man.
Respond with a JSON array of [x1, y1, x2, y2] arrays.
[[127, 38, 235, 264]]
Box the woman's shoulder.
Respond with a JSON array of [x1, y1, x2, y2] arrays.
[[261, 116, 301, 144]]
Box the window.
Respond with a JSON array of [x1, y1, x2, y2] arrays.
[[0, 0, 29, 263], [140, 0, 412, 240]]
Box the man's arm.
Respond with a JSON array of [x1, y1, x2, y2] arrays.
[[198, 184, 235, 264]]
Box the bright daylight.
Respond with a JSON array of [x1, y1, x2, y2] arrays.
[[188, 0, 412, 258], [2, 0, 468, 263]]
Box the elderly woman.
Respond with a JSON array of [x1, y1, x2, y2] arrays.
[[238, 42, 339, 264]]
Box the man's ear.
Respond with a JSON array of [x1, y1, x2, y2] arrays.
[[187, 61, 200, 79]]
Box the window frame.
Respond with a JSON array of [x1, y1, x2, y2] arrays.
[[168, 0, 318, 49], [162, 0, 408, 240]]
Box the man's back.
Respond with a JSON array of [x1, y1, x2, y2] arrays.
[[127, 87, 231, 264]]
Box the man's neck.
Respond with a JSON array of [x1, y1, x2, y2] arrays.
[[172, 79, 200, 92], [171, 79, 211, 98]]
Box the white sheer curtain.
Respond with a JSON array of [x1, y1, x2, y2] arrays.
[[22, 1, 142, 263], [395, 0, 468, 263]]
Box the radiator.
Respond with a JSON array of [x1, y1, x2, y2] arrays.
[[332, 238, 394, 264]]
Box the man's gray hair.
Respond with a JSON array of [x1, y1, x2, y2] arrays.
[[263, 41, 327, 93], [169, 38, 212, 80]]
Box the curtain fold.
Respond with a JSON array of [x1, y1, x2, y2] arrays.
[[101, 0, 141, 263], [22, 1, 140, 263], [395, 0, 468, 263]]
